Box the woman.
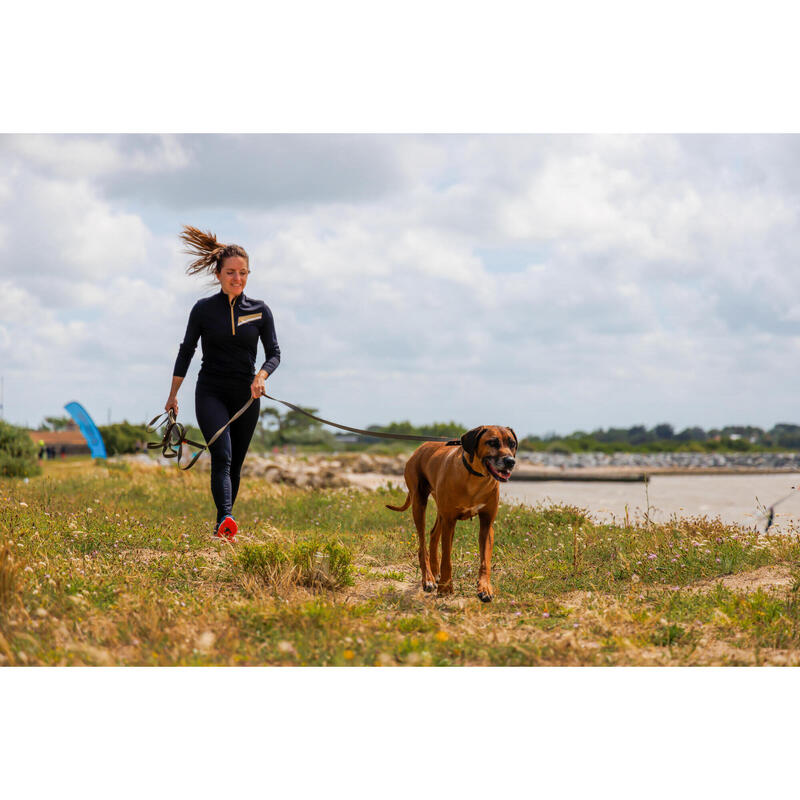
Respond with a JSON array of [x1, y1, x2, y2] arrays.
[[166, 226, 280, 541]]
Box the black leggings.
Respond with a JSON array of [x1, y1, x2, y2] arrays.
[[195, 381, 260, 523]]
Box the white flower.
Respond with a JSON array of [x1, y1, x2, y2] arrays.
[[277, 641, 297, 656]]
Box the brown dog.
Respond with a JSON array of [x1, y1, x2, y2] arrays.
[[386, 426, 517, 602]]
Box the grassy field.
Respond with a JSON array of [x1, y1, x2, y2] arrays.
[[2, 458, 800, 666]]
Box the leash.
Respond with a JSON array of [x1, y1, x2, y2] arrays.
[[147, 391, 459, 470], [260, 391, 458, 443]]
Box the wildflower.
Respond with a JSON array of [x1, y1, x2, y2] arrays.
[[277, 641, 297, 656], [542, 612, 550, 618], [343, 649, 355, 660], [18, 502, 28, 508], [434, 630, 449, 642], [647, 553, 657, 560]]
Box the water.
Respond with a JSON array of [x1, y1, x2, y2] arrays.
[[353, 472, 800, 532]]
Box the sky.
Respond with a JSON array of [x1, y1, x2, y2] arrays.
[[2, 133, 800, 437]]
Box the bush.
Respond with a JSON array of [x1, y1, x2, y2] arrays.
[[292, 539, 354, 588], [237, 538, 354, 590], [98, 421, 149, 455], [100, 420, 206, 456], [0, 421, 41, 478]]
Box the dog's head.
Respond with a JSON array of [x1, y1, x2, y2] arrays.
[[461, 425, 518, 482]]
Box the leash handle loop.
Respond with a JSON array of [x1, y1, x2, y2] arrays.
[[145, 409, 208, 471]]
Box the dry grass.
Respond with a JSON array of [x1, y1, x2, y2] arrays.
[[2, 457, 800, 665]]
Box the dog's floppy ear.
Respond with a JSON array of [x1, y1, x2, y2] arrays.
[[461, 426, 487, 459], [507, 427, 518, 450]]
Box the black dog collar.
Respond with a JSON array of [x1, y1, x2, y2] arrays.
[[462, 453, 487, 478]]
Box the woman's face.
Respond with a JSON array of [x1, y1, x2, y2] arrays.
[[217, 256, 249, 297]]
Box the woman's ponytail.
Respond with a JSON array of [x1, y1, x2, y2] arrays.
[[180, 225, 249, 276]]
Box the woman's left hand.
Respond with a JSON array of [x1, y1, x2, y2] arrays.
[[251, 371, 268, 399]]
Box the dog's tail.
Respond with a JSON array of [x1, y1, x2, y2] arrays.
[[385, 492, 412, 512]]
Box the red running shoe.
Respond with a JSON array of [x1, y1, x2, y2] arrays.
[[215, 515, 238, 541]]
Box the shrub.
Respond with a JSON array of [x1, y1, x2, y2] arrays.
[[0, 421, 41, 478], [292, 539, 354, 588], [238, 541, 289, 584], [98, 421, 149, 455], [237, 538, 353, 590]]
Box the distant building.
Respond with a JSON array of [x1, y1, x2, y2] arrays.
[[28, 429, 90, 455]]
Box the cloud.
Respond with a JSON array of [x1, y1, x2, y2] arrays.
[[4, 134, 800, 434], [97, 134, 409, 210], [0, 134, 189, 180]]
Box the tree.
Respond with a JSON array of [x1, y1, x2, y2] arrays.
[[627, 425, 650, 445], [42, 415, 73, 431], [675, 426, 707, 442], [257, 404, 335, 446], [653, 423, 674, 440]]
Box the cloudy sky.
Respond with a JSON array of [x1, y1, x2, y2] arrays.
[[2, 133, 800, 437]]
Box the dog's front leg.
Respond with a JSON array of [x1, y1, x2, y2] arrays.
[[477, 510, 495, 602], [428, 515, 442, 583], [437, 517, 457, 596]]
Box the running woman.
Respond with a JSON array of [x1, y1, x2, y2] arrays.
[[165, 226, 280, 541]]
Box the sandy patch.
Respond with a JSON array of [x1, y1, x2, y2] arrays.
[[689, 564, 796, 594]]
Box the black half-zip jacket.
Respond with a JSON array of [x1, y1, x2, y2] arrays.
[[173, 290, 281, 385]]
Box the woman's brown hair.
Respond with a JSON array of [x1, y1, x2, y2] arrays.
[[180, 225, 249, 276]]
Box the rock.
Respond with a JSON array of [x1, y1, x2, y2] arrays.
[[263, 467, 282, 483], [293, 472, 309, 488]]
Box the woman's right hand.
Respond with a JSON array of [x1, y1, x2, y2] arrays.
[[165, 395, 179, 416]]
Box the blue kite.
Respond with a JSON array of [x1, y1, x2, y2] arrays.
[[64, 401, 107, 459]]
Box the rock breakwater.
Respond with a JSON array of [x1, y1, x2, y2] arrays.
[[519, 451, 800, 471]]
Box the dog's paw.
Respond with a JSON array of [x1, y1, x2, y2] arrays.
[[477, 590, 493, 603], [423, 580, 437, 593], [437, 582, 454, 596]]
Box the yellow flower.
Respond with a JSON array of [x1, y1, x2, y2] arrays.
[[343, 649, 355, 660], [435, 630, 449, 642]]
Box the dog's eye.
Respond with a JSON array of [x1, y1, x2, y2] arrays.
[[487, 439, 500, 448]]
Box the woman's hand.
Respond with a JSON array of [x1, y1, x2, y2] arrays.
[[166, 376, 183, 416], [251, 370, 268, 399]]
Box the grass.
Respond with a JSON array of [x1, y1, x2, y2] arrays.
[[2, 457, 800, 665]]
